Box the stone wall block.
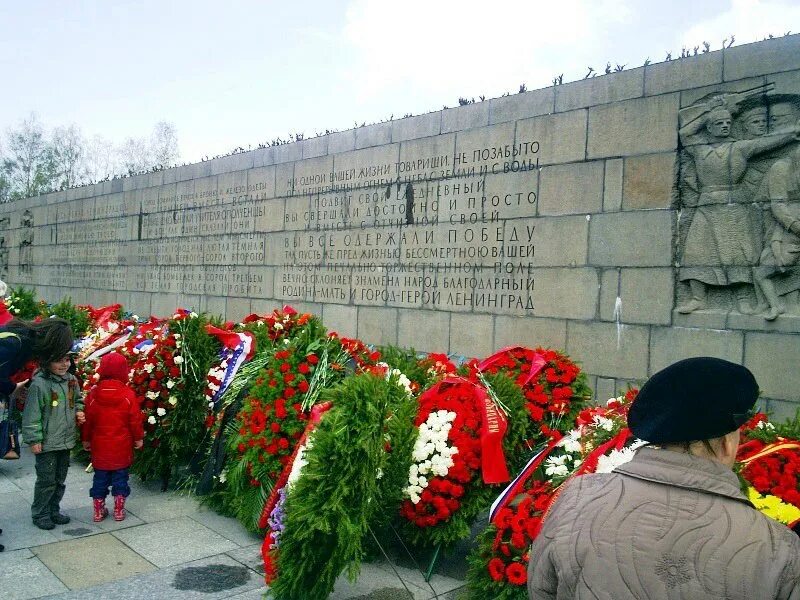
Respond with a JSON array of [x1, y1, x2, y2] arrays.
[[327, 130, 356, 155], [645, 52, 723, 96], [744, 332, 800, 402], [724, 35, 800, 81], [530, 268, 599, 320], [589, 210, 673, 266], [273, 142, 303, 165], [441, 103, 490, 133], [510, 215, 588, 267], [622, 153, 676, 209], [516, 110, 587, 166], [566, 321, 650, 379], [391, 113, 441, 142], [494, 315, 567, 351], [538, 161, 604, 216], [556, 68, 644, 112], [489, 88, 554, 124], [398, 309, 449, 352], [588, 94, 679, 158], [449, 313, 493, 359], [357, 306, 398, 346], [355, 122, 392, 149], [301, 135, 329, 159], [603, 159, 624, 212], [322, 304, 358, 338], [650, 326, 743, 374]]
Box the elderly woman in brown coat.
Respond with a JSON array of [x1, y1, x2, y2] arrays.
[[528, 357, 800, 600]]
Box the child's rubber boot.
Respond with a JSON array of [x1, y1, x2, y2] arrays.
[[113, 495, 126, 521], [93, 497, 109, 522]]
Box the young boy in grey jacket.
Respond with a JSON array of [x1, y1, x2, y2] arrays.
[[22, 354, 84, 530]]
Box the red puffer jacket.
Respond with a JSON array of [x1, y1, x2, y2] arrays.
[[82, 352, 144, 470]]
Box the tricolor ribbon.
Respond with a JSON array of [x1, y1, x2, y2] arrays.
[[489, 440, 560, 523], [527, 428, 633, 540], [204, 324, 256, 407]]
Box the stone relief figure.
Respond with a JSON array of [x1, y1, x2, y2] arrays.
[[753, 143, 800, 320], [677, 87, 800, 315]]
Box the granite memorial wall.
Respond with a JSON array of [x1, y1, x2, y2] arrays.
[[2, 35, 799, 414]]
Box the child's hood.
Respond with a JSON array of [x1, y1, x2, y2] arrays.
[[97, 352, 129, 382]]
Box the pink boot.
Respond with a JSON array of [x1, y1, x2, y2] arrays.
[[93, 498, 108, 522], [113, 495, 126, 521]]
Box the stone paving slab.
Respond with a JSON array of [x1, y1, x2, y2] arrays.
[[63, 504, 145, 531], [329, 563, 431, 600], [0, 472, 22, 493], [0, 548, 70, 600], [224, 544, 263, 574], [0, 494, 60, 551], [190, 505, 263, 547], [44, 554, 262, 600], [111, 515, 239, 568], [33, 533, 156, 590], [122, 489, 202, 523]]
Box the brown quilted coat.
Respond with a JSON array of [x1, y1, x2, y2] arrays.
[[528, 447, 800, 599]]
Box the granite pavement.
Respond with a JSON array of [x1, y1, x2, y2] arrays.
[[0, 451, 467, 599]]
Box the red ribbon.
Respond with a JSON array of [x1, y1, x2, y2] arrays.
[[477, 346, 548, 386], [476, 383, 511, 484], [204, 324, 257, 361], [86, 304, 122, 328], [435, 375, 511, 485]]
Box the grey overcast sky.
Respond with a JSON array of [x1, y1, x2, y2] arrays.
[[1, 0, 798, 163]]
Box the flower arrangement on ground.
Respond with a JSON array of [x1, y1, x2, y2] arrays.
[[738, 412, 800, 528], [269, 370, 418, 600], [465, 389, 639, 599], [398, 373, 527, 548], [470, 346, 592, 447]]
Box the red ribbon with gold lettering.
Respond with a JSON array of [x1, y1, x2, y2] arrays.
[[476, 382, 511, 485]]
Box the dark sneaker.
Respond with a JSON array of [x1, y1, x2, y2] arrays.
[[51, 513, 71, 525], [33, 518, 55, 530]]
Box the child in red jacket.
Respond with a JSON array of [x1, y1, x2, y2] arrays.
[[82, 352, 143, 522]]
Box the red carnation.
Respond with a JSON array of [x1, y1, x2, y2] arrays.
[[298, 362, 310, 374], [505, 562, 527, 586], [488, 558, 506, 582], [279, 362, 290, 373], [306, 354, 319, 364]]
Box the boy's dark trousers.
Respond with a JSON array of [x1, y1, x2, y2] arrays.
[[32, 449, 70, 523], [90, 468, 130, 498]]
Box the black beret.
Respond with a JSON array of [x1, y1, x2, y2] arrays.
[[628, 357, 758, 443]]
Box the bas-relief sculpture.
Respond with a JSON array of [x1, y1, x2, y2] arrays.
[[677, 86, 800, 321]]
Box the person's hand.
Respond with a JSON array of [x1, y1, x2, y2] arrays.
[[30, 443, 42, 454], [82, 441, 91, 451], [12, 380, 29, 400], [75, 411, 86, 425], [134, 440, 143, 450]]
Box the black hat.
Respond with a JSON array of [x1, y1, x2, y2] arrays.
[[628, 357, 758, 443]]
